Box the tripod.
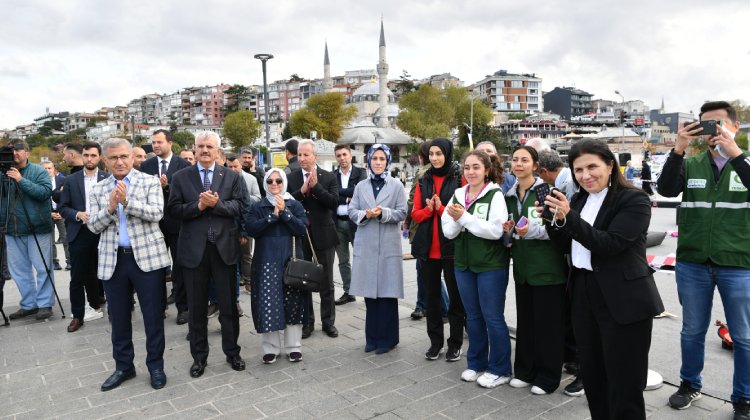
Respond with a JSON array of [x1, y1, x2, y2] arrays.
[[0, 174, 66, 320]]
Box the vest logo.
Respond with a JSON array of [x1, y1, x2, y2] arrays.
[[474, 203, 489, 220], [687, 178, 707, 189], [527, 207, 543, 226], [729, 172, 748, 192]]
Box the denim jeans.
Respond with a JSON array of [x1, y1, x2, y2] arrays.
[[5, 233, 56, 309], [676, 261, 750, 402], [415, 258, 449, 316], [454, 267, 512, 376]]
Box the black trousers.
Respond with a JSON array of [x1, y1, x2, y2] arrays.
[[184, 242, 240, 363], [302, 243, 336, 329], [365, 298, 399, 350], [421, 258, 464, 350], [103, 248, 165, 372], [514, 282, 565, 393], [564, 284, 579, 365], [68, 228, 102, 320], [572, 269, 652, 420], [165, 232, 187, 313]]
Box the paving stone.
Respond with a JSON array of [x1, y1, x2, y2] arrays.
[[127, 383, 196, 409], [109, 401, 176, 418], [352, 374, 415, 399], [158, 403, 223, 420], [170, 384, 238, 411], [391, 391, 462, 419], [212, 386, 279, 414], [348, 391, 412, 419]]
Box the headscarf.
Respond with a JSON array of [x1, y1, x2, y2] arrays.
[[264, 167, 293, 206], [367, 143, 392, 180], [427, 138, 454, 177]]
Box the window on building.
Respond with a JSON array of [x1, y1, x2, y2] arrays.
[[511, 80, 523, 88]]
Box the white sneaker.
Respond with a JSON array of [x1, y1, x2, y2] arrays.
[[83, 306, 103, 322], [531, 385, 547, 395], [477, 373, 511, 389], [509, 378, 531, 388], [461, 369, 482, 382]]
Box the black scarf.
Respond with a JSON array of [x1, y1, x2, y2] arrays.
[[427, 138, 454, 177]]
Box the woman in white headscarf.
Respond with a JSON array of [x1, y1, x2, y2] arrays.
[[244, 168, 308, 364]]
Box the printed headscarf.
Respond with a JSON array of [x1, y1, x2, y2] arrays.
[[367, 143, 392, 180]]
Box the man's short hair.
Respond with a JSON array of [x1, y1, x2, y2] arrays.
[[418, 140, 431, 164], [298, 139, 317, 155], [226, 153, 239, 162], [475, 141, 497, 153], [8, 139, 30, 151], [334, 144, 351, 153], [64, 142, 83, 154], [102, 138, 132, 155], [285, 139, 299, 155], [240, 147, 255, 157], [538, 150, 564, 171], [152, 129, 174, 142], [181, 148, 194, 155], [82, 141, 102, 155], [195, 131, 220, 147], [700, 101, 738, 122], [525, 138, 551, 152]]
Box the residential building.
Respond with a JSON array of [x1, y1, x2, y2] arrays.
[[418, 73, 464, 89], [469, 70, 543, 115], [64, 113, 99, 132], [127, 94, 160, 124], [156, 91, 183, 125], [95, 106, 128, 121], [543, 87, 594, 121], [86, 120, 126, 143], [33, 110, 69, 129], [649, 109, 695, 133]]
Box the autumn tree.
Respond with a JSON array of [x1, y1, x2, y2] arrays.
[[223, 110, 261, 149], [289, 92, 356, 141]]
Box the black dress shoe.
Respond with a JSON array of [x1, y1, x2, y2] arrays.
[[150, 369, 167, 389], [166, 293, 175, 305], [189, 360, 207, 378], [323, 325, 339, 338], [101, 368, 136, 391], [226, 355, 245, 371], [302, 324, 313, 339], [176, 311, 188, 325], [335, 293, 356, 305], [9, 308, 38, 320]]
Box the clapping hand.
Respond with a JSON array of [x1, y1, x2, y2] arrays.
[[445, 203, 464, 221]]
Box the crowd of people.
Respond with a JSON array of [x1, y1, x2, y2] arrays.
[[0, 100, 748, 419]]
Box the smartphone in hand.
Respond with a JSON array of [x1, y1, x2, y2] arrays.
[[516, 216, 528, 228]]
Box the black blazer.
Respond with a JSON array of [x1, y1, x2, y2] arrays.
[[547, 187, 664, 325], [287, 166, 340, 250], [140, 154, 192, 235], [57, 169, 109, 242], [167, 164, 248, 268]]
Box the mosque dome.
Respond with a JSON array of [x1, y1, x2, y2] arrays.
[[350, 78, 395, 102]]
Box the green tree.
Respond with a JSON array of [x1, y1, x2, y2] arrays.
[[86, 116, 108, 127], [289, 92, 357, 141], [223, 110, 262, 149], [397, 85, 452, 139], [394, 70, 416, 97], [730, 100, 750, 123], [289, 74, 305, 82], [281, 123, 293, 140], [506, 112, 528, 121], [38, 120, 64, 136], [26, 134, 49, 148], [172, 131, 195, 148], [222, 84, 253, 115]]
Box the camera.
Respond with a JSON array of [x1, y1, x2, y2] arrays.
[[0, 144, 14, 174]]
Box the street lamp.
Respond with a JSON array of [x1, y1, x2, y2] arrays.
[[615, 90, 625, 149], [254, 53, 274, 168], [466, 94, 477, 150]]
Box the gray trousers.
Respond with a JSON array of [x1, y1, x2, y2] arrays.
[[334, 218, 355, 293], [51, 218, 69, 266], [240, 237, 253, 284]]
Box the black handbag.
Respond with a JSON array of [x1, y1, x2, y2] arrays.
[[283, 229, 324, 292]]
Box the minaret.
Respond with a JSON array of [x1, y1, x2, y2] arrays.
[[376, 18, 389, 128], [323, 41, 332, 93], [660, 96, 665, 113]]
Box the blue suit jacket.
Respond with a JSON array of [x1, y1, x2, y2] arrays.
[[58, 170, 109, 242]]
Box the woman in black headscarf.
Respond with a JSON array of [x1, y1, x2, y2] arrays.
[[410, 138, 466, 362]]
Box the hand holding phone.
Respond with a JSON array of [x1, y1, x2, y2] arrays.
[[516, 216, 528, 228], [535, 184, 561, 220]]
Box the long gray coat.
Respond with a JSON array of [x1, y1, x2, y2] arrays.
[[348, 176, 407, 299]]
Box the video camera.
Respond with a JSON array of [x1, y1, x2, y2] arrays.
[[0, 144, 14, 174]]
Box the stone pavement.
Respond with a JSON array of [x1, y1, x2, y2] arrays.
[[0, 207, 738, 419]]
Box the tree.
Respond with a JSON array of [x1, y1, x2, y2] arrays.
[[281, 123, 293, 140], [86, 116, 108, 128], [394, 70, 416, 97], [289, 92, 357, 141], [222, 84, 253, 115], [223, 110, 262, 149], [289, 74, 305, 82], [730, 100, 750, 123], [172, 131, 195, 148], [26, 134, 48, 148], [38, 120, 64, 136]]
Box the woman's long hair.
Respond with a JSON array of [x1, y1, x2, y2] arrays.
[[463, 150, 505, 185], [568, 139, 636, 202]]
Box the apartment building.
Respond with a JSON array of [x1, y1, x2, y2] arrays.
[[543, 87, 594, 121], [469, 70, 543, 115]]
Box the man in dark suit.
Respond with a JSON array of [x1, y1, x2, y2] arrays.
[[43, 161, 70, 271], [287, 139, 340, 339], [332, 144, 366, 305], [241, 147, 265, 197], [167, 131, 248, 378], [58, 142, 108, 332], [140, 129, 192, 324], [283, 139, 300, 175]]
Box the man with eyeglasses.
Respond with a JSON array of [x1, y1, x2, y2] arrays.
[[87, 138, 171, 392]]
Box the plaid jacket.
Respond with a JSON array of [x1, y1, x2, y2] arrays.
[[87, 169, 170, 280]]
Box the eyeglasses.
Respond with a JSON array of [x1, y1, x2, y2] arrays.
[[266, 178, 283, 185], [106, 155, 131, 163]]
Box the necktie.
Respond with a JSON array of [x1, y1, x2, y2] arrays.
[[304, 172, 311, 197], [161, 160, 167, 177], [202, 169, 216, 242]]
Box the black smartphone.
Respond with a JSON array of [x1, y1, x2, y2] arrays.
[[694, 120, 718, 136], [535, 184, 560, 220]]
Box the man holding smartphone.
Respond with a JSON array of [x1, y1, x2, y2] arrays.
[[657, 101, 750, 419]]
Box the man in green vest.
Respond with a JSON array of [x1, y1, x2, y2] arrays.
[[657, 101, 750, 420]]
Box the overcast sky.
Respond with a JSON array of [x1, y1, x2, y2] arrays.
[[2, 0, 749, 129]]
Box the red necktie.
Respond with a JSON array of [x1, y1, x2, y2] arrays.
[[304, 173, 311, 197]]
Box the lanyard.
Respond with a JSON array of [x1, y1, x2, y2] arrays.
[[464, 182, 489, 209]]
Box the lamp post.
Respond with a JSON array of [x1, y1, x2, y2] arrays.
[[254, 53, 274, 168], [615, 90, 625, 149], [465, 94, 477, 150]]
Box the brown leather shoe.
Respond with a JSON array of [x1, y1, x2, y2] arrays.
[[67, 318, 83, 333]]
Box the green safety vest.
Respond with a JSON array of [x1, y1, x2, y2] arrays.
[[452, 189, 510, 272], [506, 186, 567, 286], [679, 151, 750, 268]]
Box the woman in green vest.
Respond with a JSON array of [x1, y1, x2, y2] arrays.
[[442, 150, 512, 388], [505, 146, 567, 395]]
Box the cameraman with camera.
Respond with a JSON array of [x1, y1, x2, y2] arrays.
[[0, 139, 56, 320]]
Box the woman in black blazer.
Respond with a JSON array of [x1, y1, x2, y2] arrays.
[[541, 140, 664, 420]]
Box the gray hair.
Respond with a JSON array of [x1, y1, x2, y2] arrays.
[[102, 138, 132, 155], [475, 141, 497, 153], [195, 131, 221, 147], [538, 150, 564, 171], [297, 139, 317, 155], [525, 137, 551, 152]]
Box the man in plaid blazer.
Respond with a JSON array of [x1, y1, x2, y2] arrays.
[[87, 138, 170, 392]]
